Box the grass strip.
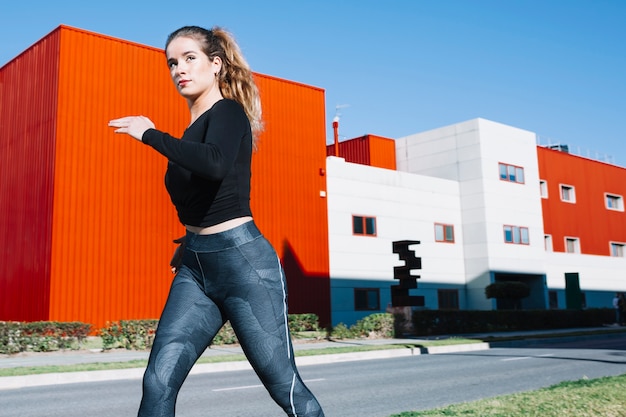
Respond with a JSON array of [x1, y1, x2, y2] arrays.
[[0, 343, 432, 377], [481, 327, 626, 343], [413, 337, 483, 346], [389, 373, 626, 417]]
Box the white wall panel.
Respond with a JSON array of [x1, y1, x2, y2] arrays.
[[326, 156, 465, 302], [545, 252, 626, 292], [457, 159, 485, 181], [395, 118, 547, 309]]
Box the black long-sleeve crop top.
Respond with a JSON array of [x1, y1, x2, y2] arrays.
[[142, 99, 253, 227]]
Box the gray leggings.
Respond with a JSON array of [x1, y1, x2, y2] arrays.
[[138, 221, 324, 417]]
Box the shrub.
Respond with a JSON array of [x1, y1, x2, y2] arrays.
[[410, 308, 614, 336], [99, 321, 123, 350], [288, 313, 320, 332], [328, 313, 401, 340], [212, 321, 237, 345], [120, 320, 158, 350], [330, 323, 354, 339], [0, 321, 91, 354], [99, 319, 159, 350], [98, 313, 325, 350], [350, 313, 395, 339]]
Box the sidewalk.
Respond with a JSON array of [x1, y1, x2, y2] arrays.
[[1, 326, 624, 390]]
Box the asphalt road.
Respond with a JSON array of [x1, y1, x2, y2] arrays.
[[1, 336, 625, 417]]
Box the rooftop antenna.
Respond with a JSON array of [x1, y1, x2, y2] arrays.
[[333, 104, 350, 157]]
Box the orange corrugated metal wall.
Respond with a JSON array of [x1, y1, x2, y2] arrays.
[[252, 75, 331, 325], [326, 134, 396, 171], [0, 29, 60, 322], [537, 146, 626, 255], [1, 26, 331, 329], [49, 27, 186, 327], [338, 135, 371, 165], [367, 134, 397, 170]]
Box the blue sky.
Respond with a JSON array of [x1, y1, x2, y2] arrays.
[[2, 0, 625, 166]]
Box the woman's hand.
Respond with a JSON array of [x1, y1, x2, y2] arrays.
[[169, 236, 186, 274], [108, 116, 155, 141]]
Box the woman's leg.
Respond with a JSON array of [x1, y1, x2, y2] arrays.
[[138, 267, 224, 417], [224, 236, 325, 417]]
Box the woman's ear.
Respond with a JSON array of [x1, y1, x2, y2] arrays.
[[212, 56, 223, 74]]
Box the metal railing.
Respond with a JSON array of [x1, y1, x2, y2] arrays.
[[537, 135, 618, 166]]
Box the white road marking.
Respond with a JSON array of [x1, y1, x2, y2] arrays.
[[501, 353, 555, 361], [213, 378, 326, 392], [501, 356, 531, 361]]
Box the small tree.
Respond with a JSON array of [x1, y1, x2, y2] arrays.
[[485, 281, 530, 310]]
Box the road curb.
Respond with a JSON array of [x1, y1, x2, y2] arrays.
[[0, 344, 491, 390], [488, 331, 626, 348], [421, 342, 490, 354], [3, 328, 622, 391]]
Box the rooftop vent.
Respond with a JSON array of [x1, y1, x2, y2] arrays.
[[547, 144, 569, 153]]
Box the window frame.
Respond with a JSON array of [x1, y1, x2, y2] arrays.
[[352, 215, 377, 237], [560, 184, 576, 203], [354, 288, 380, 311], [610, 241, 625, 257], [437, 289, 459, 310], [539, 180, 548, 198], [565, 236, 580, 253], [544, 234, 553, 252], [503, 225, 530, 245], [548, 290, 559, 309], [434, 223, 455, 243], [605, 193, 624, 212], [498, 162, 525, 184]]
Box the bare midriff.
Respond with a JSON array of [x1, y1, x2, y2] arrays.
[[185, 216, 253, 235]]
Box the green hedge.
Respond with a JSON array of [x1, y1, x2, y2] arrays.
[[330, 313, 395, 339], [287, 313, 321, 332], [0, 321, 91, 354], [410, 308, 614, 336], [99, 313, 323, 351], [99, 319, 159, 350], [6, 309, 605, 354]]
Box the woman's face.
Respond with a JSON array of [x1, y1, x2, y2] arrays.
[[166, 36, 222, 101]]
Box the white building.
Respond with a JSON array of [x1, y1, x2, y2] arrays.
[[327, 118, 626, 326]]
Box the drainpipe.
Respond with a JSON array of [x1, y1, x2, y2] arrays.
[[333, 116, 339, 157]]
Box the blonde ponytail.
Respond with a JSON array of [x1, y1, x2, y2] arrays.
[[166, 26, 264, 146]]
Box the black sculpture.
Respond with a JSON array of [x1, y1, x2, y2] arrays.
[[391, 240, 424, 307]]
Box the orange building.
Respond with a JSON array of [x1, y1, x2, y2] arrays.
[[326, 134, 396, 170], [537, 146, 626, 256], [0, 25, 330, 329]]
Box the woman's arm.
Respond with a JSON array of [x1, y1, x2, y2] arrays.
[[110, 100, 249, 180]]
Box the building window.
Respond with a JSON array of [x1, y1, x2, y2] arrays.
[[435, 223, 455, 243], [610, 242, 625, 257], [499, 163, 525, 184], [503, 225, 530, 245], [352, 215, 376, 236], [548, 291, 558, 309], [438, 289, 459, 310], [565, 237, 580, 253], [354, 288, 380, 311], [539, 180, 548, 198], [544, 235, 553, 252], [605, 194, 624, 211], [560, 184, 576, 203]]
